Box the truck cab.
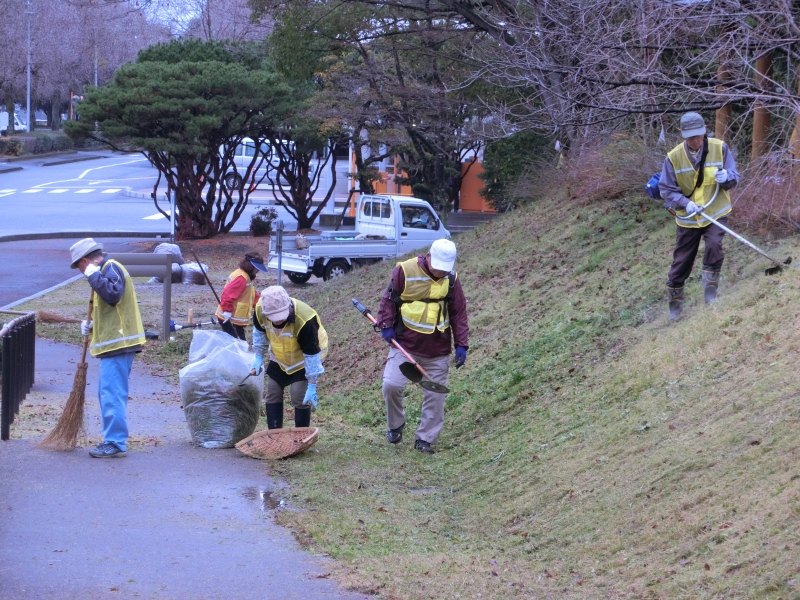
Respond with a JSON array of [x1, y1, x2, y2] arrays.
[[357, 194, 447, 255]]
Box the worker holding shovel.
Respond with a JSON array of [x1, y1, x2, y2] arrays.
[[214, 253, 264, 341], [376, 239, 469, 453], [70, 238, 145, 458], [658, 112, 740, 320], [250, 286, 328, 430]]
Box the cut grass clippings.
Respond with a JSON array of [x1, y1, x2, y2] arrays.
[[14, 187, 800, 599]]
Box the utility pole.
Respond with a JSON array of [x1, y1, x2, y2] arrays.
[[94, 27, 98, 87], [26, 0, 32, 132]]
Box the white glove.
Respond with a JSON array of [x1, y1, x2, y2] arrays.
[[222, 311, 232, 323], [84, 263, 100, 277], [685, 201, 701, 215], [714, 169, 728, 183], [80, 320, 93, 336]]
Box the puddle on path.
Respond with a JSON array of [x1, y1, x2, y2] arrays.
[[241, 486, 282, 512]]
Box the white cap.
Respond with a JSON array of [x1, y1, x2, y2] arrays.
[[260, 286, 292, 323], [69, 238, 103, 269], [429, 239, 456, 272]]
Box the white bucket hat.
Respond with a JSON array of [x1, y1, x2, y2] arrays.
[[260, 286, 292, 323], [429, 239, 457, 272], [69, 238, 103, 269]]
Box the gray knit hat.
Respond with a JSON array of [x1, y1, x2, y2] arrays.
[[69, 238, 103, 269], [260, 286, 291, 323]]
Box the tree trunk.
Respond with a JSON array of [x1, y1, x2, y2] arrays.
[[50, 96, 61, 131], [751, 51, 773, 160], [715, 56, 732, 140], [5, 99, 16, 135]]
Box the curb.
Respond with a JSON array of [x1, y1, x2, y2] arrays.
[[42, 155, 107, 167], [0, 231, 171, 244], [0, 166, 23, 174]]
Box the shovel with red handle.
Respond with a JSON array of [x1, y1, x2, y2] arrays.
[[352, 298, 450, 394]]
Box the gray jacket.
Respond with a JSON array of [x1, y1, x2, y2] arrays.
[[658, 140, 739, 211]]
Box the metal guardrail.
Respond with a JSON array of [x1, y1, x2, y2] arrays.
[[1, 312, 36, 441]]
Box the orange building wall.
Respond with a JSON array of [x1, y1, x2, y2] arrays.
[[459, 160, 494, 213]]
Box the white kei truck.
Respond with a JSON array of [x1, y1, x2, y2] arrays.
[[267, 194, 451, 282]]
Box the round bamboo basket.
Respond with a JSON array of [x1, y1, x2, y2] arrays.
[[235, 427, 319, 459]]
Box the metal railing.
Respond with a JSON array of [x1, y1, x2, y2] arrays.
[[1, 312, 36, 441]]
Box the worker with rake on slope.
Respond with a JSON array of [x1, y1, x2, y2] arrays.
[[70, 238, 145, 458], [250, 286, 328, 430], [214, 253, 263, 341], [658, 112, 740, 320], [376, 239, 469, 454]]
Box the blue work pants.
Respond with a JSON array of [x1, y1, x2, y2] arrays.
[[98, 352, 135, 451]]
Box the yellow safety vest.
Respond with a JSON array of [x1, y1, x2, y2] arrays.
[[90, 259, 146, 357], [254, 298, 328, 375], [668, 137, 732, 229], [215, 268, 256, 327], [398, 258, 454, 334]]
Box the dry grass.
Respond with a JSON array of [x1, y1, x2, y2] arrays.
[[15, 179, 800, 599]]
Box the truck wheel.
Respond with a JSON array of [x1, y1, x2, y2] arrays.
[[323, 259, 350, 281], [287, 271, 312, 284], [224, 173, 242, 189]]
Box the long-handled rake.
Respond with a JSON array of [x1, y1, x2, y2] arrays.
[[352, 298, 450, 394], [37, 292, 94, 451]]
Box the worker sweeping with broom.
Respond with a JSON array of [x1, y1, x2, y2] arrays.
[[55, 238, 145, 458]]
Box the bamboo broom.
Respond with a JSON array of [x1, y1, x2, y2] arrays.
[[37, 292, 94, 451]]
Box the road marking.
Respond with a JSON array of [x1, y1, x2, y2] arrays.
[[78, 158, 147, 179], [0, 189, 15, 197], [48, 189, 69, 193], [75, 189, 96, 194], [143, 210, 171, 220], [101, 188, 122, 194], [22, 189, 43, 194]]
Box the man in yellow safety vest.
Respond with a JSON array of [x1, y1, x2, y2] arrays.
[[375, 239, 469, 453], [214, 253, 263, 340], [69, 238, 146, 458], [658, 112, 740, 320]]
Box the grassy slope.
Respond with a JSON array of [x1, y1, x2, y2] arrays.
[[270, 190, 800, 599], [13, 188, 800, 598]]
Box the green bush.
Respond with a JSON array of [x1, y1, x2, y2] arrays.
[[0, 137, 24, 156], [250, 207, 278, 237]]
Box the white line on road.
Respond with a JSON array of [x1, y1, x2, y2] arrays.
[[22, 189, 43, 194], [0, 190, 15, 197], [78, 158, 147, 179], [100, 189, 122, 193], [48, 189, 70, 193], [143, 210, 171, 220], [75, 189, 96, 194]]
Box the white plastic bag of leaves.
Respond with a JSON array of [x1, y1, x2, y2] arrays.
[[181, 261, 209, 285], [153, 242, 185, 265], [179, 330, 262, 448], [148, 263, 183, 284]]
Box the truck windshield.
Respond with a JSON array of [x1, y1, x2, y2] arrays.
[[401, 206, 437, 229]]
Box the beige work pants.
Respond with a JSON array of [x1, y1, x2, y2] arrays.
[[382, 348, 450, 444]]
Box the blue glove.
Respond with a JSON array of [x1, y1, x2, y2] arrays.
[[381, 327, 395, 344], [250, 354, 263, 374], [303, 383, 318, 411], [454, 346, 467, 368]]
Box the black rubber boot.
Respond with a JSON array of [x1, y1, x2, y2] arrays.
[[701, 268, 721, 304], [265, 403, 283, 430], [667, 285, 684, 321], [294, 407, 311, 428]]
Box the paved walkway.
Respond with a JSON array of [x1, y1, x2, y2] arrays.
[[0, 338, 367, 600]]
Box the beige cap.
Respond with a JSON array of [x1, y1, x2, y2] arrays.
[[69, 238, 103, 269], [260, 286, 292, 323], [679, 112, 706, 138], [429, 238, 456, 272]]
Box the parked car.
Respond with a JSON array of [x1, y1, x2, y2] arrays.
[[0, 111, 28, 133]]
